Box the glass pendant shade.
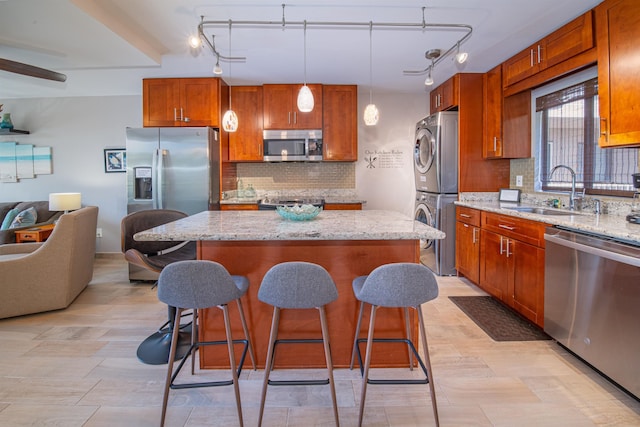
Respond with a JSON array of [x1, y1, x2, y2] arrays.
[[364, 103, 379, 126], [297, 84, 314, 112], [222, 109, 238, 132], [455, 51, 468, 64], [424, 74, 434, 86]]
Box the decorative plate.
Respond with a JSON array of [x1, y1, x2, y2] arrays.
[[276, 204, 322, 221]]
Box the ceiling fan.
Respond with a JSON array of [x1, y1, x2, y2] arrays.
[[0, 58, 66, 82]]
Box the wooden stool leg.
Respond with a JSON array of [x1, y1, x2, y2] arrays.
[[350, 301, 365, 369], [222, 304, 244, 427], [358, 305, 378, 427], [319, 306, 340, 426], [236, 298, 257, 370], [258, 306, 280, 427], [160, 308, 183, 427], [417, 306, 439, 427]]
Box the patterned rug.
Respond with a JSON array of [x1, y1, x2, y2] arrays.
[[449, 296, 551, 342]]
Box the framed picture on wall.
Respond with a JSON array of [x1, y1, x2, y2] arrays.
[[104, 148, 126, 173]]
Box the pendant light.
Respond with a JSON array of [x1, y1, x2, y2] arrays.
[[297, 21, 314, 112], [363, 22, 379, 126], [222, 21, 238, 133]]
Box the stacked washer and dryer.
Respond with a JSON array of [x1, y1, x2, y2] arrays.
[[414, 111, 458, 276]]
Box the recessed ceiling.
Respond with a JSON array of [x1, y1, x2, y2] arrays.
[[0, 0, 602, 99]]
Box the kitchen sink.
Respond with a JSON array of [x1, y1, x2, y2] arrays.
[[504, 206, 579, 216]]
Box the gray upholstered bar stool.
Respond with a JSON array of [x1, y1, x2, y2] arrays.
[[157, 260, 257, 427], [349, 262, 440, 427], [257, 261, 340, 427]]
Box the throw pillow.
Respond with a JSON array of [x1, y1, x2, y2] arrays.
[[0, 208, 19, 230], [8, 207, 38, 229]]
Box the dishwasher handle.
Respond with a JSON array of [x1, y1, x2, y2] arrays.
[[544, 233, 640, 268]]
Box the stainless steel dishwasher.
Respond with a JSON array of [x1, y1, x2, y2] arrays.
[[544, 227, 640, 399]]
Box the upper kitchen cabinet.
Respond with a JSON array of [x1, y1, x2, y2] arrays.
[[430, 77, 457, 113], [502, 11, 595, 89], [143, 78, 224, 127], [483, 64, 503, 158], [263, 84, 323, 129], [596, 0, 640, 148], [228, 86, 264, 161], [322, 85, 358, 161]]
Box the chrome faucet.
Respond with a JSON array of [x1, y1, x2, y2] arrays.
[[550, 165, 581, 211]]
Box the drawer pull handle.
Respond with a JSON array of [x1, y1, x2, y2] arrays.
[[499, 224, 516, 231], [460, 213, 471, 218]]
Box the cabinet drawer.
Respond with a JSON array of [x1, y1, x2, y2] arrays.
[[481, 211, 546, 247], [456, 206, 480, 226]]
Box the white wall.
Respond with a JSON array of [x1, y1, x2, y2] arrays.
[[0, 90, 427, 253], [0, 96, 141, 253], [356, 91, 429, 217]]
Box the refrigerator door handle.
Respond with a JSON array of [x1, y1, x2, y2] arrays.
[[151, 149, 159, 209], [157, 148, 166, 209]]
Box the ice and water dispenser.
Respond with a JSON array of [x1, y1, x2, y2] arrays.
[[134, 167, 153, 200]]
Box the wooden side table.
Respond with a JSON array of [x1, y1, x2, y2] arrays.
[[14, 224, 55, 243]]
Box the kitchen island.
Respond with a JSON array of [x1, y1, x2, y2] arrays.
[[135, 209, 445, 369]]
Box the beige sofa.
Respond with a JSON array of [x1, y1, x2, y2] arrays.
[[0, 206, 98, 319], [0, 201, 62, 244]]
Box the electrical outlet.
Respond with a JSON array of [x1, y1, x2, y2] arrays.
[[516, 175, 523, 187], [96, 228, 102, 238]]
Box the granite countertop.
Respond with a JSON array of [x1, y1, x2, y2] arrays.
[[134, 209, 444, 242], [455, 200, 640, 244], [220, 196, 366, 205]]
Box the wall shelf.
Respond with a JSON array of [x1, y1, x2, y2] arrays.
[[0, 129, 30, 135]]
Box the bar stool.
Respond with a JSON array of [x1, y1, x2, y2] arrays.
[[157, 260, 257, 427], [257, 261, 340, 427], [349, 262, 439, 427]]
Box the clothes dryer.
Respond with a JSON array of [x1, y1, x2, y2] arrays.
[[414, 191, 457, 276], [414, 112, 458, 194]]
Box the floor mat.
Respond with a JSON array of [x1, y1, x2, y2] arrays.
[[449, 296, 551, 342]]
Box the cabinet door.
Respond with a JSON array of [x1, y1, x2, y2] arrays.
[[455, 221, 480, 283], [294, 84, 323, 129], [479, 229, 510, 300], [142, 79, 181, 127], [181, 78, 221, 127], [483, 65, 503, 158], [501, 91, 531, 158], [228, 86, 263, 161], [543, 11, 594, 70], [430, 77, 457, 112], [263, 84, 294, 129], [596, 0, 640, 147], [502, 45, 541, 88], [322, 85, 357, 161], [510, 240, 545, 327]]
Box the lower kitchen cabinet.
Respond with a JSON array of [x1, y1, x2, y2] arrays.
[[479, 211, 546, 327], [455, 206, 481, 283]]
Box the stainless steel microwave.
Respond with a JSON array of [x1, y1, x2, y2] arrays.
[[263, 129, 323, 162]]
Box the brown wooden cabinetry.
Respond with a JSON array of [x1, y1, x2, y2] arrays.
[[228, 86, 263, 161], [479, 211, 546, 327], [324, 203, 362, 210], [430, 77, 457, 113], [502, 11, 594, 89], [455, 206, 481, 283], [501, 91, 531, 158], [596, 0, 640, 148], [263, 84, 323, 129], [483, 65, 503, 158], [220, 204, 258, 211], [143, 78, 224, 127], [322, 85, 358, 161]]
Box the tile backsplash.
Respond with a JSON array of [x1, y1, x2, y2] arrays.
[[236, 162, 355, 191]]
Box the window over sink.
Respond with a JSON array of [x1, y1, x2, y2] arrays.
[[533, 67, 639, 197]]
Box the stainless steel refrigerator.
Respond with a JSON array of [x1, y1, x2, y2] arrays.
[[125, 127, 220, 215]]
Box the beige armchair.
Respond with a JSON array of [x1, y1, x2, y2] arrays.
[[0, 206, 98, 319]]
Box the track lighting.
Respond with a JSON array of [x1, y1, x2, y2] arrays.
[[213, 55, 222, 75], [455, 42, 468, 64], [297, 21, 314, 113], [192, 6, 472, 90], [364, 22, 379, 126], [222, 22, 238, 133], [424, 69, 434, 86], [188, 35, 201, 49]]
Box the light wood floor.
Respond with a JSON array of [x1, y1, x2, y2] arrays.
[[0, 256, 638, 426]]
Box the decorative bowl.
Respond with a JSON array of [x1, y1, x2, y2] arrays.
[[276, 204, 322, 221]]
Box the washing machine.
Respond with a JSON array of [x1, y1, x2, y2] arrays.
[[414, 111, 458, 194], [415, 191, 457, 276]]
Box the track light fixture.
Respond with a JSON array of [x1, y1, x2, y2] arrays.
[[192, 6, 472, 90], [297, 21, 315, 113], [222, 21, 238, 133], [364, 22, 379, 126], [455, 42, 468, 64]]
